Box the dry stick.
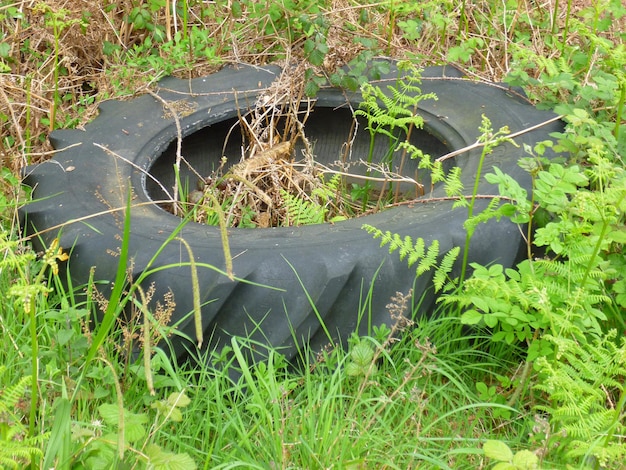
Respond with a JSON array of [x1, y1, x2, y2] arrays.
[[164, 0, 172, 42], [93, 143, 174, 201], [18, 199, 177, 243], [231, 90, 265, 155], [21, 141, 82, 161], [144, 89, 185, 216], [436, 114, 564, 163], [0, 85, 26, 156], [317, 164, 423, 187], [97, 3, 127, 51], [295, 98, 315, 161], [350, 192, 519, 219], [226, 173, 273, 207]]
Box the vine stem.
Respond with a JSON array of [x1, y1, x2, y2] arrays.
[[506, 328, 541, 408], [458, 135, 490, 288]]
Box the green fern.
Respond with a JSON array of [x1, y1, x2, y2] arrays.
[[534, 331, 626, 467], [362, 224, 459, 293], [280, 174, 348, 226], [355, 61, 437, 141], [354, 62, 438, 209], [281, 189, 326, 226], [312, 173, 343, 208], [433, 247, 461, 292], [0, 367, 43, 468], [443, 167, 465, 205]]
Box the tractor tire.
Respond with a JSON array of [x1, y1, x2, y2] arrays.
[[21, 62, 563, 364]]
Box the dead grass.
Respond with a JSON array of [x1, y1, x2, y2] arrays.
[[0, 0, 623, 180]]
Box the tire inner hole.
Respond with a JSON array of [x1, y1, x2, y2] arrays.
[[147, 107, 452, 228]]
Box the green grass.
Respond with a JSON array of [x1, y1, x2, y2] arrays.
[[2, 0, 626, 468]]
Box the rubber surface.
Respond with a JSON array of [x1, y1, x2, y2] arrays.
[[21, 62, 563, 364]]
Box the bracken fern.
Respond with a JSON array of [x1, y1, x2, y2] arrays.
[[281, 189, 326, 226], [361, 224, 459, 292], [0, 367, 43, 468], [534, 331, 626, 467]]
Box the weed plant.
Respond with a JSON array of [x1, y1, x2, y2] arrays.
[[1, 0, 626, 468]]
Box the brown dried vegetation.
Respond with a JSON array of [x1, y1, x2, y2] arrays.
[[1, 0, 622, 189]]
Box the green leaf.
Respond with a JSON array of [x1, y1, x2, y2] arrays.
[[492, 463, 517, 470], [98, 403, 121, 427], [492, 331, 507, 342], [470, 296, 489, 313], [483, 440, 513, 462], [304, 39, 328, 66], [345, 361, 362, 377], [98, 403, 148, 443], [607, 227, 626, 244], [488, 264, 503, 276], [0, 42, 11, 58], [230, 1, 242, 18], [512, 449, 539, 468], [460, 309, 483, 325], [447, 44, 473, 62], [304, 79, 320, 97], [56, 329, 74, 346], [340, 74, 360, 91], [350, 341, 374, 366], [483, 314, 499, 328], [167, 392, 191, 408], [145, 444, 197, 470]]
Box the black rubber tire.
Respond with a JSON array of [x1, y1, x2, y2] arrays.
[[21, 62, 563, 363]]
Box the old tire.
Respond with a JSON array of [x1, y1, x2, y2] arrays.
[[21, 62, 563, 364]]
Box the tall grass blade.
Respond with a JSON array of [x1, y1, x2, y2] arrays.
[[73, 186, 132, 399], [42, 398, 71, 470]]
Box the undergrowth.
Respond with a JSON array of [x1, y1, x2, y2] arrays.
[[1, 0, 625, 468], [368, 5, 626, 466]]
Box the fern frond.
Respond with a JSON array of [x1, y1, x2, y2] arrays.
[[407, 237, 425, 267], [0, 440, 42, 468], [433, 247, 460, 292], [562, 409, 614, 439], [566, 438, 626, 466], [356, 66, 437, 142], [416, 240, 440, 276], [463, 197, 502, 234], [399, 235, 415, 262], [362, 225, 459, 293], [534, 332, 626, 465], [280, 190, 326, 226], [430, 160, 445, 185], [444, 166, 464, 199], [0, 370, 43, 468], [312, 173, 342, 204], [0, 375, 30, 414]]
